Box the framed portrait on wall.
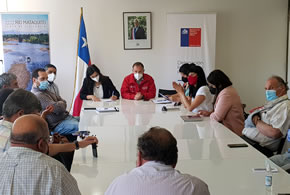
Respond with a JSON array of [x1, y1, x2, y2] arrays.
[[123, 12, 152, 50]]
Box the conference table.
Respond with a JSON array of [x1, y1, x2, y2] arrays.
[[71, 99, 290, 195]]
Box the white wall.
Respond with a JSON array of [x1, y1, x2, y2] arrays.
[[0, 0, 288, 111]]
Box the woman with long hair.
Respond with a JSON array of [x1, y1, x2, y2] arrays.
[[199, 69, 244, 136], [169, 63, 195, 102], [80, 64, 120, 101], [172, 65, 213, 113]]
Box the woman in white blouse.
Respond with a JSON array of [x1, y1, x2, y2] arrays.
[[172, 65, 213, 113]]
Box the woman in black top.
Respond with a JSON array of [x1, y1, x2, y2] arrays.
[[80, 64, 120, 101]]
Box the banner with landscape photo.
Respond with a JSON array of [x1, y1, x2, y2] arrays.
[[1, 13, 50, 90]]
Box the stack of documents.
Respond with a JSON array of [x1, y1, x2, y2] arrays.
[[152, 99, 172, 104], [96, 107, 119, 113]]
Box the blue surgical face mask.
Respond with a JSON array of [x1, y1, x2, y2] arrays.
[[265, 90, 278, 101], [39, 80, 49, 90]]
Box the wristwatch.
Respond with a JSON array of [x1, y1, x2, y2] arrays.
[[74, 140, 79, 150]]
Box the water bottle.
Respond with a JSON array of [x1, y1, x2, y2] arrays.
[[265, 160, 272, 192]]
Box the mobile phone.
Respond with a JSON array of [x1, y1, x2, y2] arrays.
[[84, 107, 96, 110], [227, 143, 248, 148]]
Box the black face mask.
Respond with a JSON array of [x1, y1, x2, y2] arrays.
[[209, 86, 217, 95], [181, 77, 188, 83]]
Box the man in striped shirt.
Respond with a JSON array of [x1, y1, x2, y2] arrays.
[[0, 114, 81, 195]]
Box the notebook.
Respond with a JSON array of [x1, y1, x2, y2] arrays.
[[180, 115, 203, 122], [152, 99, 172, 104]]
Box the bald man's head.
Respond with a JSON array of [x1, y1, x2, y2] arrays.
[[11, 115, 49, 148], [137, 127, 178, 166]]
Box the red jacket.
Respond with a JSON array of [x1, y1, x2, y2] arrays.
[[121, 73, 156, 100]]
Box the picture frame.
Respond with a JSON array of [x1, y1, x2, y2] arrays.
[[123, 12, 152, 50]]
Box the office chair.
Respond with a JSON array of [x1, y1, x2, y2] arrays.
[[158, 89, 177, 97]]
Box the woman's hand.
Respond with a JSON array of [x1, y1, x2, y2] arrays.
[[198, 110, 212, 116], [169, 94, 181, 102], [110, 95, 118, 101], [172, 82, 184, 94], [88, 95, 100, 102]]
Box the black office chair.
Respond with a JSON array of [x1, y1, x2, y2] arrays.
[[241, 135, 287, 158], [276, 136, 287, 154], [52, 134, 77, 172], [158, 89, 177, 97], [242, 104, 249, 119]]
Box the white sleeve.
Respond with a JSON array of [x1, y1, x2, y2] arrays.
[[270, 103, 290, 136], [195, 86, 208, 97]]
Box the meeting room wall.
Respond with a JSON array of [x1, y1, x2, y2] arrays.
[[0, 0, 288, 111]]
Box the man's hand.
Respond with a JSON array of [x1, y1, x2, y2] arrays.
[[134, 92, 143, 100], [79, 136, 98, 148], [252, 115, 260, 126], [41, 105, 54, 119], [172, 82, 184, 94]]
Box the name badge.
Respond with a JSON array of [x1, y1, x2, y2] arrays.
[[130, 85, 136, 92]]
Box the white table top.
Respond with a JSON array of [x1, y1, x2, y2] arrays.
[[71, 99, 290, 195]]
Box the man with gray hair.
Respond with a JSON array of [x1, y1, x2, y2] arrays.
[[0, 114, 81, 195], [105, 127, 210, 195], [0, 73, 18, 89], [0, 89, 98, 171], [242, 75, 290, 157]]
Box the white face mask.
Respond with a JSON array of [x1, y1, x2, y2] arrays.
[[91, 75, 99, 82], [134, 73, 143, 80], [47, 73, 56, 82]]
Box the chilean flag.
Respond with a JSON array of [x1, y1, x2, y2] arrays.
[[72, 9, 91, 117]]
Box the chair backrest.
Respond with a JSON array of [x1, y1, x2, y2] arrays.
[[158, 89, 177, 97], [277, 136, 287, 154], [242, 103, 249, 119]]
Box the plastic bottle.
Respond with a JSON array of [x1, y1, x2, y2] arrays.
[[265, 160, 272, 192], [92, 143, 98, 158]]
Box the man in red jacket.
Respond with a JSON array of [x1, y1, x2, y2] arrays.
[[121, 62, 156, 100]]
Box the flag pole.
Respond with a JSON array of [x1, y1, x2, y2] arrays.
[[69, 7, 83, 113]]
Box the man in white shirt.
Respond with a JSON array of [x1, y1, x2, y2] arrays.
[[105, 127, 210, 195], [242, 76, 290, 156], [0, 114, 81, 195]]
